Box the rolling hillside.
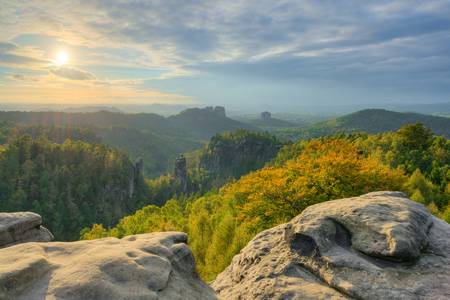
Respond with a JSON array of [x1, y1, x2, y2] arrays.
[[277, 109, 450, 140]]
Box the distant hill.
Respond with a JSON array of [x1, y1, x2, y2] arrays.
[[385, 102, 450, 117], [232, 111, 299, 131], [244, 118, 297, 130], [168, 107, 257, 139], [0, 107, 255, 177], [277, 109, 450, 140], [63, 106, 123, 113]]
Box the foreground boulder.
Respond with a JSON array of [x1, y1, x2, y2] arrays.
[[0, 212, 53, 248], [213, 191, 450, 299], [0, 232, 217, 300]]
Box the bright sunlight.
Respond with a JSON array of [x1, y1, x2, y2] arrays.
[[55, 51, 69, 66]]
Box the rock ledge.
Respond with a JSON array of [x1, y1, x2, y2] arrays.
[[213, 191, 450, 299], [0, 212, 53, 248], [0, 231, 217, 300]]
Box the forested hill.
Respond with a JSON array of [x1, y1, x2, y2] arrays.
[[0, 107, 254, 138], [168, 107, 257, 139], [0, 135, 149, 241], [327, 109, 450, 136], [0, 107, 255, 177], [277, 109, 450, 140]]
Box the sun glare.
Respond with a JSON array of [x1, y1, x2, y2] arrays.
[[55, 51, 69, 66]]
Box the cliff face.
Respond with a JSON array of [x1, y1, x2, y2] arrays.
[[198, 131, 281, 186], [212, 192, 450, 299]]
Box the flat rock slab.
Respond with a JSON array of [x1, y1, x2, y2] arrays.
[[213, 191, 450, 299], [0, 212, 53, 248], [0, 232, 217, 300]]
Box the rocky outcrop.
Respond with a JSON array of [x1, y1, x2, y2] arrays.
[[0, 212, 53, 249], [0, 232, 217, 300], [213, 106, 226, 118], [129, 157, 144, 197], [212, 191, 450, 299], [174, 154, 188, 193], [198, 131, 282, 187], [205, 106, 226, 118], [260, 111, 271, 121]]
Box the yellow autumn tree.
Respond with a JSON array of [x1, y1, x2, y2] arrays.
[[225, 138, 406, 232]]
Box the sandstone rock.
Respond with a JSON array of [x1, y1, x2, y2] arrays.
[[0, 212, 53, 248], [174, 154, 188, 192], [0, 232, 217, 300], [213, 191, 450, 299]]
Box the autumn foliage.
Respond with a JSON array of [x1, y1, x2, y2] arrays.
[[82, 136, 407, 280]]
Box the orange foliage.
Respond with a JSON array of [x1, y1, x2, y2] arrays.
[[223, 138, 406, 231]]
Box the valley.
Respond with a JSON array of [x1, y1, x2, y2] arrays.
[[0, 107, 448, 257]]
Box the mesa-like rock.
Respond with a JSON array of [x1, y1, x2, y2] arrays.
[[0, 232, 217, 300], [0, 212, 53, 249], [212, 191, 450, 299]]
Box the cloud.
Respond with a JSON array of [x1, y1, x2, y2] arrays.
[[0, 53, 48, 68], [9, 73, 43, 82], [0, 40, 50, 69], [49, 66, 96, 81], [1, 0, 450, 105], [0, 41, 18, 51], [2, 1, 448, 69]]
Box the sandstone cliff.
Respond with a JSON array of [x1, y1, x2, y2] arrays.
[[212, 192, 450, 299]]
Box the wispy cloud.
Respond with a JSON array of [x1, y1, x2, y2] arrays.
[[49, 66, 96, 81]]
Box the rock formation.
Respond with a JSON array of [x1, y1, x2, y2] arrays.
[[198, 132, 281, 187], [260, 111, 271, 121], [174, 154, 188, 192], [205, 106, 226, 118], [214, 106, 226, 118], [0, 212, 53, 249], [129, 157, 144, 198], [212, 191, 450, 299], [0, 232, 217, 300]]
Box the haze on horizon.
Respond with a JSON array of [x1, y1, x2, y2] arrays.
[[1, 1, 449, 111]]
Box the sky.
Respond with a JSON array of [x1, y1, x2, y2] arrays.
[[0, 0, 449, 111]]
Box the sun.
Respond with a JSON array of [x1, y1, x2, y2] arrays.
[[55, 51, 69, 66]]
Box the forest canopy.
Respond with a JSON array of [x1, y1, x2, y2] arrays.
[[82, 123, 449, 281], [0, 135, 148, 240]]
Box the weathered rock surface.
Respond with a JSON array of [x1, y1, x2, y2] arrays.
[[0, 212, 53, 248], [0, 232, 217, 300], [212, 191, 450, 299]]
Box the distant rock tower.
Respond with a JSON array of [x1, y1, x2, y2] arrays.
[[214, 106, 226, 118], [134, 158, 144, 178], [129, 158, 144, 198], [261, 111, 272, 121], [174, 154, 188, 192]]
